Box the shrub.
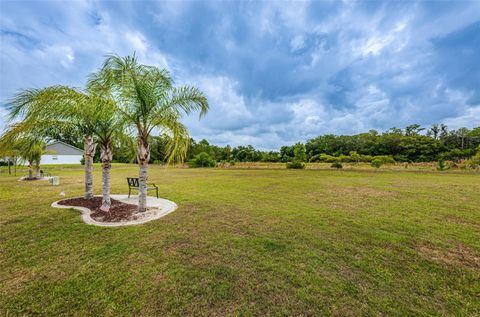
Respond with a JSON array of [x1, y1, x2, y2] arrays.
[[330, 161, 343, 169], [286, 160, 305, 169], [187, 152, 216, 168], [361, 155, 374, 162], [339, 155, 352, 163], [373, 155, 395, 164], [466, 154, 480, 171], [437, 159, 447, 171], [309, 154, 322, 162], [371, 159, 383, 168]]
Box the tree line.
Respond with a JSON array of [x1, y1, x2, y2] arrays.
[[42, 123, 480, 166]]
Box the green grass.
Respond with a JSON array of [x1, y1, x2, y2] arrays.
[[1, 164, 479, 316]]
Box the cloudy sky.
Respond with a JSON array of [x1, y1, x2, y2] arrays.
[[1, 1, 479, 149]]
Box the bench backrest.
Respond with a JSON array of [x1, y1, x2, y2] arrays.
[[127, 177, 139, 187]]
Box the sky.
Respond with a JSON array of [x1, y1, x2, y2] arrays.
[[0, 0, 479, 150]]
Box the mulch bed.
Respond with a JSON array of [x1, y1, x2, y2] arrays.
[[21, 177, 42, 181], [57, 197, 139, 222]]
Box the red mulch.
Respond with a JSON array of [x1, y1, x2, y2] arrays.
[[57, 197, 139, 222], [21, 177, 41, 181]]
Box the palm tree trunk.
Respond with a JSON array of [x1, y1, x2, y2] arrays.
[[28, 162, 33, 179], [100, 140, 113, 210], [137, 136, 150, 213], [35, 166, 41, 178], [84, 135, 96, 199]]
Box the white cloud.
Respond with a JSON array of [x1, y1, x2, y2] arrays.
[[290, 35, 306, 52], [181, 75, 253, 136], [125, 32, 148, 54], [1, 0, 479, 149], [444, 105, 480, 129]]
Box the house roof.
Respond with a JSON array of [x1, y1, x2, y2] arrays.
[[45, 141, 83, 155]]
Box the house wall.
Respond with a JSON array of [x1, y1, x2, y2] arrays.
[[41, 154, 83, 165]]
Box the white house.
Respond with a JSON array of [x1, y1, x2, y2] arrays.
[[43, 141, 83, 165]]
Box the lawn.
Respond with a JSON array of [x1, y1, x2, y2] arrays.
[[1, 164, 479, 316]]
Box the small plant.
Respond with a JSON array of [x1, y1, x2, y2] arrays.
[[331, 161, 343, 169], [187, 152, 216, 168], [286, 160, 305, 169], [466, 154, 480, 171], [437, 159, 447, 171], [371, 159, 383, 168]]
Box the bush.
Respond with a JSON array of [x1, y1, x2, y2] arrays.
[[286, 160, 305, 169], [371, 159, 383, 168], [466, 154, 480, 171], [339, 155, 352, 163], [437, 159, 448, 171], [330, 161, 343, 169], [187, 152, 216, 168], [373, 155, 395, 164], [310, 153, 337, 163]]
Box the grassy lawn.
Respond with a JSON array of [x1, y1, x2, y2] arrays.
[[1, 164, 479, 316]]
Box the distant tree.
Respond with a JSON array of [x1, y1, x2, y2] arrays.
[[188, 152, 215, 168], [439, 124, 449, 140], [387, 127, 403, 135], [427, 124, 440, 139], [292, 143, 307, 162], [456, 127, 470, 149], [405, 124, 425, 136]]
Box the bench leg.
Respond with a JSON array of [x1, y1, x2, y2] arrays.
[[156, 188, 159, 198], [128, 188, 131, 198]]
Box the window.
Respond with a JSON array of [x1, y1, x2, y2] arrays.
[[52, 155, 58, 160]]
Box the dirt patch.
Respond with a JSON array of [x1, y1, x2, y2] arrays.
[[57, 197, 139, 222], [20, 177, 42, 181], [418, 243, 480, 271]]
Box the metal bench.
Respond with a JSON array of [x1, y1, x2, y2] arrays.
[[127, 177, 159, 198]]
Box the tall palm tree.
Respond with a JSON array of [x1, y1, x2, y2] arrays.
[[8, 86, 104, 198], [87, 79, 125, 210], [96, 54, 208, 212]]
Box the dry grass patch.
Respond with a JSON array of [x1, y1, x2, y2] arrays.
[[306, 186, 398, 211], [418, 243, 480, 271]]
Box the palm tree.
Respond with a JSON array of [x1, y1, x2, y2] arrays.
[[0, 137, 20, 176], [87, 79, 125, 210], [8, 86, 104, 198], [0, 131, 46, 179], [95, 54, 208, 212]]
